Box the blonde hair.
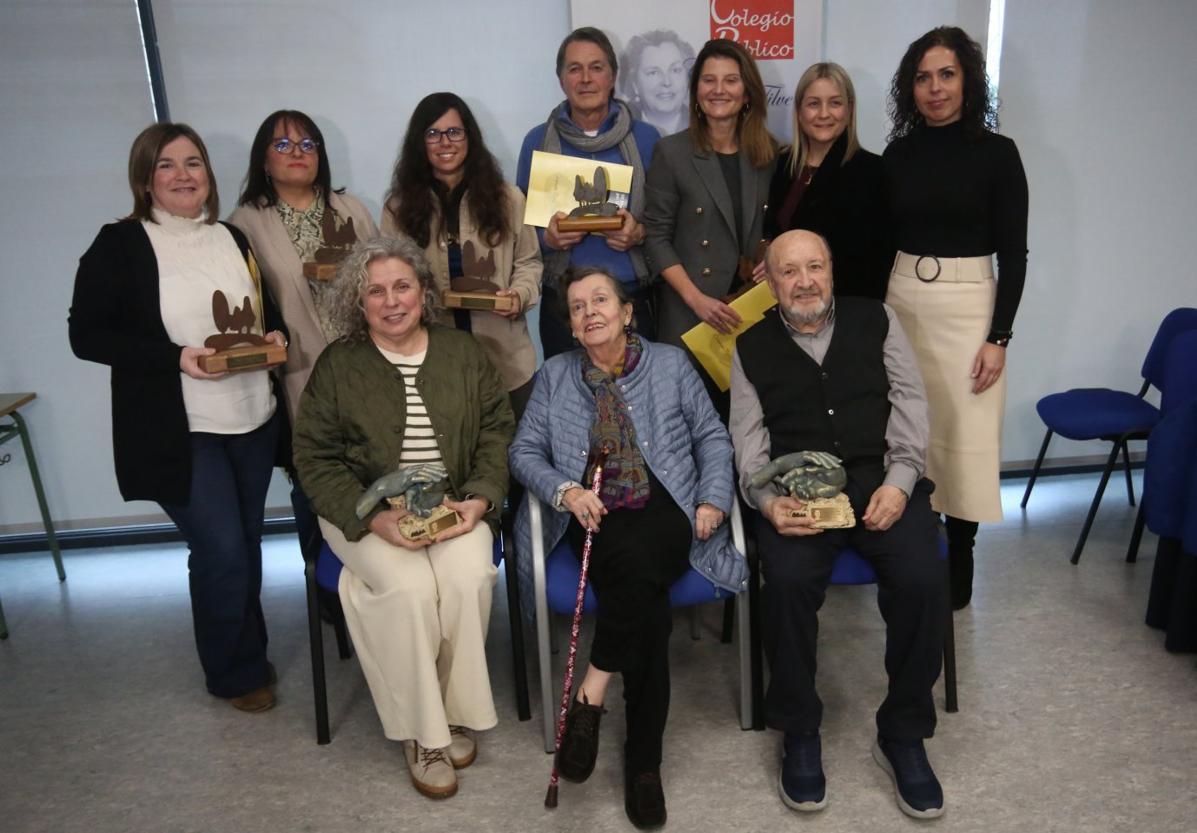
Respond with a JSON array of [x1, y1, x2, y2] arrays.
[[787, 63, 860, 178]]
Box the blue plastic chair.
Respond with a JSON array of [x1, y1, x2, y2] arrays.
[[303, 528, 530, 745], [528, 495, 752, 752], [730, 508, 958, 729], [1021, 307, 1197, 563]]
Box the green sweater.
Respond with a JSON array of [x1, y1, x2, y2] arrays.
[[293, 325, 515, 541]]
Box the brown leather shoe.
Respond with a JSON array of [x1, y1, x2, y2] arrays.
[[230, 685, 275, 713]]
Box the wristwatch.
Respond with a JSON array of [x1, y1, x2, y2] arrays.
[[986, 329, 1013, 347]]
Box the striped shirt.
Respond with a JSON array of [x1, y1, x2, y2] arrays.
[[376, 346, 443, 466]]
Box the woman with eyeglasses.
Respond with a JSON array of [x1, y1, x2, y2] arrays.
[[230, 109, 378, 549], [382, 92, 541, 422]]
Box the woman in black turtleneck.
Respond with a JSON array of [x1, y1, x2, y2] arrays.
[[883, 26, 1029, 610], [764, 61, 892, 300]]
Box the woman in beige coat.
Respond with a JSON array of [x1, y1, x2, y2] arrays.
[[381, 92, 541, 421], [230, 109, 379, 549]]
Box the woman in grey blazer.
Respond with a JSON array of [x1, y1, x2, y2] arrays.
[[644, 38, 777, 364]]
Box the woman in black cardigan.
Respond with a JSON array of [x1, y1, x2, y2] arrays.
[[763, 62, 892, 300], [69, 123, 288, 712]]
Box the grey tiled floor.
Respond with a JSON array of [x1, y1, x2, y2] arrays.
[[1, 474, 1194, 832]]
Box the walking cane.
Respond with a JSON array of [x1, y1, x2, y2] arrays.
[[545, 454, 607, 809]]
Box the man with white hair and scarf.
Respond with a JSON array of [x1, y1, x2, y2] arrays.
[[730, 229, 950, 820], [516, 26, 660, 359]]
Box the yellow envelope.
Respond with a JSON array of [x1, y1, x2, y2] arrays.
[[523, 151, 635, 228], [681, 282, 778, 392]]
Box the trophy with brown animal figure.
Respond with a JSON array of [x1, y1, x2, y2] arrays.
[[301, 210, 359, 282], [196, 263, 287, 373], [558, 165, 624, 233], [442, 240, 516, 313]]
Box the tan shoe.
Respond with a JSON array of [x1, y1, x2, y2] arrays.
[[448, 726, 477, 769], [404, 741, 458, 799], [230, 685, 275, 713]]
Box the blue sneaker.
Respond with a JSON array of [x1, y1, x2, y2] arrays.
[[872, 736, 945, 819], [779, 732, 827, 811]]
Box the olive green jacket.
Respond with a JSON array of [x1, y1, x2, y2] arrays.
[[293, 325, 515, 541]]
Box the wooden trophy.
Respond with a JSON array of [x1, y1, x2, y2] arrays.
[[442, 242, 516, 312], [388, 494, 461, 540], [197, 290, 286, 373], [750, 451, 856, 529], [724, 239, 770, 303], [558, 165, 624, 233], [301, 211, 358, 281]]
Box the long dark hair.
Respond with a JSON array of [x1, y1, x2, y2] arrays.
[[887, 26, 998, 142], [383, 92, 509, 249], [237, 109, 338, 208], [688, 39, 776, 168]]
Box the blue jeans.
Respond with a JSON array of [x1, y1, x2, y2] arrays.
[[161, 409, 280, 698]]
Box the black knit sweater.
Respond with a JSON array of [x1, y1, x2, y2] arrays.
[[883, 121, 1029, 333]]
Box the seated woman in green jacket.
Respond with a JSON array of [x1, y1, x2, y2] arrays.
[[293, 235, 514, 801]]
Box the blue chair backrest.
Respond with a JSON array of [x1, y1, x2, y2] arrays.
[[1141, 307, 1197, 390], [1144, 398, 1197, 538], [1160, 329, 1197, 415]]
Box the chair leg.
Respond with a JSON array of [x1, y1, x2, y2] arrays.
[[305, 558, 331, 745], [689, 606, 701, 640], [502, 535, 532, 722], [1020, 428, 1053, 509], [748, 548, 765, 731], [943, 609, 959, 714], [1071, 442, 1122, 564], [11, 412, 65, 581], [319, 588, 352, 660], [736, 591, 752, 729], [1120, 440, 1136, 506], [720, 596, 735, 644], [0, 594, 8, 640], [1126, 503, 1146, 563]]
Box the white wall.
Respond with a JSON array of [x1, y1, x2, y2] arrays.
[[3, 0, 1196, 533], [0, 0, 160, 532]]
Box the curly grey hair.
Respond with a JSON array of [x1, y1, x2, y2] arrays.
[[325, 234, 442, 342]]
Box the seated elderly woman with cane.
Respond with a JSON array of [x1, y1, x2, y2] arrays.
[[510, 265, 747, 829], [293, 235, 514, 800]]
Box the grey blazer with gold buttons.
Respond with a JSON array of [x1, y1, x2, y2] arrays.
[[644, 129, 776, 348]]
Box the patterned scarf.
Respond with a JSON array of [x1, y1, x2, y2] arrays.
[[582, 334, 650, 510], [541, 99, 650, 288]]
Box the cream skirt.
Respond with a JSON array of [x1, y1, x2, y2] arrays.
[[887, 253, 1005, 523]]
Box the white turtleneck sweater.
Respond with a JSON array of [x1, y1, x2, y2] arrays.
[[142, 209, 276, 434]]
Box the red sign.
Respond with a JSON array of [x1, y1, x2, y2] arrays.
[[709, 0, 796, 60]]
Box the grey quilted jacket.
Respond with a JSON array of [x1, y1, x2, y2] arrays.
[[510, 339, 749, 609]]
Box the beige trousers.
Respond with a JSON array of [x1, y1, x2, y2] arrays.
[[887, 254, 1006, 523], [319, 517, 499, 748]]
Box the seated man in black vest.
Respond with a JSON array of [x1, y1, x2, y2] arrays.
[[729, 230, 948, 819]]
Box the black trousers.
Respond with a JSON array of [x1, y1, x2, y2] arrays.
[[540, 283, 656, 361], [755, 477, 947, 740], [567, 478, 691, 771]]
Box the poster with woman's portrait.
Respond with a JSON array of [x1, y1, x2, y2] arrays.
[[570, 0, 824, 142]]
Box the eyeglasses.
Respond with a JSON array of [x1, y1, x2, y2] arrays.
[[271, 137, 320, 155], [423, 127, 467, 144]]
